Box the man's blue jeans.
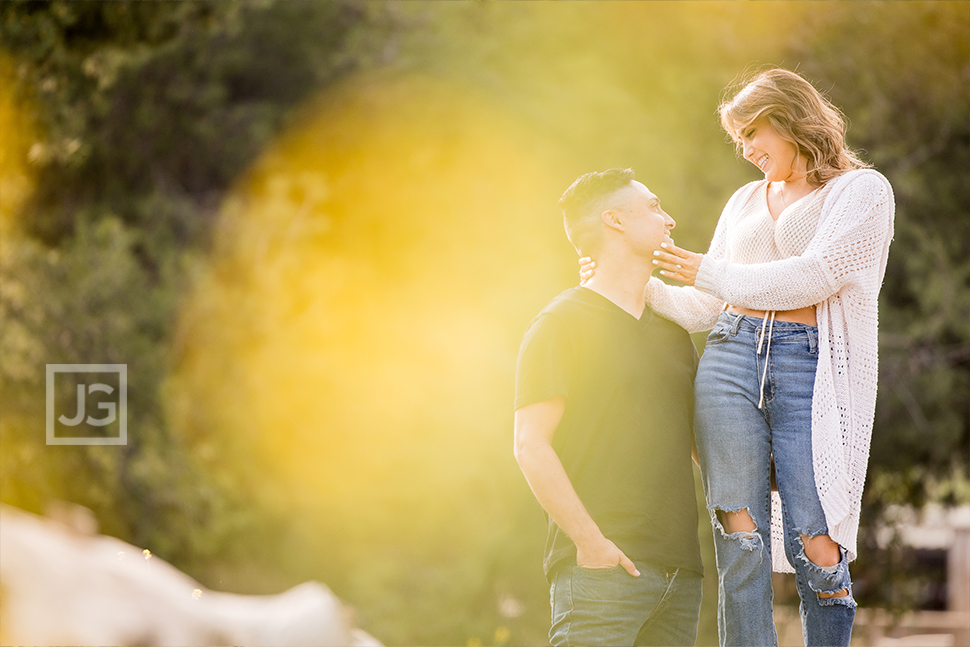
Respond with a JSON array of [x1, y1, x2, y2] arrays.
[[549, 561, 702, 646], [695, 312, 856, 647]]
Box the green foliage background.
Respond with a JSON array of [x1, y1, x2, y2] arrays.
[[1, 2, 967, 645]]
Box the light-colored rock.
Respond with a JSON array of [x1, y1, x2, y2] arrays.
[[0, 504, 380, 646]]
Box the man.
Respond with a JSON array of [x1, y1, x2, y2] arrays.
[[514, 168, 703, 646]]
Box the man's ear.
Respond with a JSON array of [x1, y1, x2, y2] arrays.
[[601, 209, 624, 232]]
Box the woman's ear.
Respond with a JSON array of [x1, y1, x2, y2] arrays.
[[601, 208, 624, 232]]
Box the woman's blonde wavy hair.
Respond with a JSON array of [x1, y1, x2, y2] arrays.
[[718, 68, 870, 187]]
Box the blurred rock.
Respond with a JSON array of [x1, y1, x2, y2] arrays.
[[0, 504, 381, 646]]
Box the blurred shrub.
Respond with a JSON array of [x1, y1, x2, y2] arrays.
[[785, 0, 970, 612], [0, 0, 388, 570]]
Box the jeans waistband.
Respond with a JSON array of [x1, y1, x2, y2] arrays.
[[717, 310, 818, 335]]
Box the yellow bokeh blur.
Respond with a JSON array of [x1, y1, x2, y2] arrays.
[[168, 73, 576, 553], [0, 53, 36, 235]]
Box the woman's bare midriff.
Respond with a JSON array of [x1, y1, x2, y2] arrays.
[[725, 304, 818, 326]]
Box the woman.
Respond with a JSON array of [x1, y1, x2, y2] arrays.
[[582, 68, 894, 646]]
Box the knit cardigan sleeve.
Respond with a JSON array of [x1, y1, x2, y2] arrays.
[[643, 280, 723, 334], [692, 171, 894, 310]]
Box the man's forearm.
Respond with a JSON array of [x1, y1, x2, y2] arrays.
[[515, 441, 604, 549], [513, 398, 639, 574]]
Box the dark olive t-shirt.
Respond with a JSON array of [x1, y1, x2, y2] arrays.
[[515, 286, 703, 579]]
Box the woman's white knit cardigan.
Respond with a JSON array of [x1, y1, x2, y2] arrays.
[[645, 169, 895, 573]]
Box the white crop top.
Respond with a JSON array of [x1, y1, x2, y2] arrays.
[[727, 181, 833, 264]]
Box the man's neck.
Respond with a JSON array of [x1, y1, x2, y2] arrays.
[[582, 253, 652, 320]]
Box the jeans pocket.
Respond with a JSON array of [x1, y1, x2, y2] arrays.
[[555, 565, 643, 647], [570, 565, 629, 603], [705, 321, 733, 346]]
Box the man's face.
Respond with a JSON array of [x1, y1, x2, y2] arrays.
[[619, 181, 676, 256]]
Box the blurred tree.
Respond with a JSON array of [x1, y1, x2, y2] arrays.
[[784, 0, 970, 611], [0, 0, 377, 246], [0, 0, 393, 570]]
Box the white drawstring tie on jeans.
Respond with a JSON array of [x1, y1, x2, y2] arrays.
[[756, 310, 776, 409]]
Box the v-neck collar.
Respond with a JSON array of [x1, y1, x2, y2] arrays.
[[764, 181, 819, 222], [575, 285, 652, 324]]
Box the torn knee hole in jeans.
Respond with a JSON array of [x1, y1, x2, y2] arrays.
[[795, 536, 854, 604], [817, 588, 850, 600], [796, 532, 840, 567], [815, 586, 854, 607], [711, 507, 760, 550]]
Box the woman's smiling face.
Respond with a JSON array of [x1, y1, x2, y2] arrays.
[[739, 117, 806, 183]]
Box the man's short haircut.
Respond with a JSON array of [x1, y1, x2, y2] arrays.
[[558, 168, 636, 255]]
